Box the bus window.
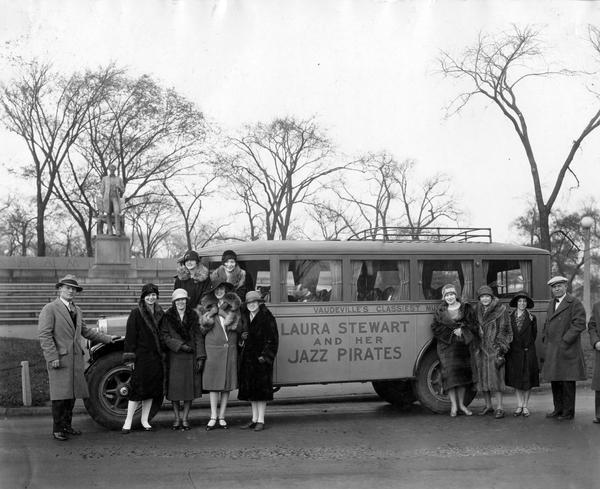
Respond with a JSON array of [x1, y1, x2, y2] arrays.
[[280, 260, 342, 302], [418, 260, 474, 300], [483, 260, 531, 298], [351, 260, 410, 301]]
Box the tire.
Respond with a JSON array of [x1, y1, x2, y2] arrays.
[[84, 351, 162, 430], [413, 347, 476, 414], [372, 380, 417, 408]]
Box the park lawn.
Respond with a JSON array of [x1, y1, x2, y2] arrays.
[[0, 337, 49, 407]]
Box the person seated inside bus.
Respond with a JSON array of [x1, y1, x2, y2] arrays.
[[292, 284, 318, 302]]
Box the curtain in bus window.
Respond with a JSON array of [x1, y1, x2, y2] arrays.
[[329, 261, 342, 301], [460, 260, 474, 299], [519, 260, 531, 294], [396, 261, 410, 300], [351, 261, 363, 300], [482, 261, 490, 285], [418, 261, 425, 299], [280, 261, 290, 302]]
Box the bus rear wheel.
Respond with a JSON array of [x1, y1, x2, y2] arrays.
[[413, 348, 475, 414], [372, 380, 417, 409]]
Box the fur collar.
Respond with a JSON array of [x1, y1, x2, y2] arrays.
[[176, 263, 209, 282], [477, 297, 505, 323], [137, 301, 164, 353], [165, 305, 196, 342], [210, 265, 246, 289]]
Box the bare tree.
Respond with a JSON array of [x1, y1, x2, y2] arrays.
[[440, 25, 600, 251], [50, 70, 208, 254], [221, 117, 351, 240], [0, 61, 119, 255], [306, 200, 358, 240], [128, 196, 177, 258], [320, 153, 460, 239], [0, 195, 36, 256]]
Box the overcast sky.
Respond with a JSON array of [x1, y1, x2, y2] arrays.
[[1, 0, 599, 243]]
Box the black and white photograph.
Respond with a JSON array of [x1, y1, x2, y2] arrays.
[[1, 1, 599, 488]]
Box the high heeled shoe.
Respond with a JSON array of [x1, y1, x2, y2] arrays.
[[206, 418, 217, 431], [171, 420, 181, 430], [182, 420, 191, 431], [218, 418, 228, 429], [459, 407, 473, 416], [479, 406, 494, 416]]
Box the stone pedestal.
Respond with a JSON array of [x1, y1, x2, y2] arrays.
[[88, 235, 137, 283]]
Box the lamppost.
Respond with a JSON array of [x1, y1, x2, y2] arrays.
[[581, 215, 594, 315]]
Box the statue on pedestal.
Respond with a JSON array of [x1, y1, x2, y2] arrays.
[[97, 164, 125, 236]]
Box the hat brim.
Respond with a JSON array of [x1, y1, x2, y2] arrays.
[[55, 282, 83, 292], [509, 294, 534, 309]]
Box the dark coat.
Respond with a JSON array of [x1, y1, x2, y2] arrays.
[[238, 304, 279, 401], [587, 301, 600, 390], [200, 292, 242, 392], [174, 264, 211, 312], [160, 305, 206, 401], [38, 298, 112, 400], [505, 309, 540, 390], [431, 301, 475, 391], [542, 294, 586, 381], [123, 302, 165, 401], [472, 298, 512, 392]]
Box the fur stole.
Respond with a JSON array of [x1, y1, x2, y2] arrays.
[[138, 301, 164, 354], [175, 263, 209, 282], [219, 292, 242, 331], [476, 297, 506, 324], [199, 308, 218, 334], [210, 265, 246, 290], [164, 305, 195, 342]]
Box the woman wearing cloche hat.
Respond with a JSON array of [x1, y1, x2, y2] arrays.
[[209, 249, 254, 300], [237, 291, 279, 431], [504, 292, 539, 417], [160, 288, 206, 430]]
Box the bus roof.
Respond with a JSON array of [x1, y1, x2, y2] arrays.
[[198, 240, 549, 257]]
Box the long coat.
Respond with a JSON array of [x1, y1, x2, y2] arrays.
[[430, 301, 475, 392], [123, 303, 165, 401], [39, 298, 112, 400], [238, 304, 279, 401], [200, 293, 241, 392], [160, 305, 206, 401], [472, 298, 513, 392], [174, 264, 211, 312], [505, 310, 540, 390], [542, 294, 586, 381], [587, 301, 600, 390]]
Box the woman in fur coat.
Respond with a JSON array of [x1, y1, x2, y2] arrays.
[[121, 283, 165, 433], [238, 291, 279, 431], [431, 283, 475, 417], [174, 250, 211, 313], [199, 285, 242, 430], [472, 285, 513, 419], [160, 288, 206, 430], [210, 249, 253, 300]]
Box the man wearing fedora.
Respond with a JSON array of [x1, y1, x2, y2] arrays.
[[38, 275, 117, 440], [542, 275, 587, 421]]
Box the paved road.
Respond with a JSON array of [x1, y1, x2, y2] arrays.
[[1, 388, 598, 489]]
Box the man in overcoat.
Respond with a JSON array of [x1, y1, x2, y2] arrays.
[[38, 275, 116, 440], [588, 300, 600, 424], [542, 275, 587, 421]]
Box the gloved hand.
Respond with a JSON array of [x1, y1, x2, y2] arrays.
[[180, 344, 193, 353], [241, 332, 249, 340], [195, 359, 205, 373], [258, 356, 266, 364]]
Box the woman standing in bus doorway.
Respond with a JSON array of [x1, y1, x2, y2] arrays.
[[472, 285, 513, 419], [160, 289, 205, 430], [431, 284, 476, 417], [174, 250, 211, 314], [121, 283, 165, 433], [200, 287, 242, 430], [238, 291, 279, 431], [505, 292, 539, 417]]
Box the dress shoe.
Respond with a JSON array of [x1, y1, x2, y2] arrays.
[[206, 418, 217, 431], [557, 414, 574, 421], [143, 426, 154, 431], [494, 409, 505, 419], [121, 428, 131, 434], [240, 421, 257, 430], [592, 417, 600, 424], [181, 420, 191, 431], [545, 411, 560, 418], [63, 427, 82, 436], [513, 407, 523, 417], [53, 432, 68, 441], [218, 418, 228, 429], [478, 406, 494, 416], [253, 422, 264, 431], [459, 407, 473, 416]]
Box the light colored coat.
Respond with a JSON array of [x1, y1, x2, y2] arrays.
[[542, 294, 587, 381], [587, 301, 600, 391], [38, 298, 112, 400]]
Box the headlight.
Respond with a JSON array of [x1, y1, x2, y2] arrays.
[[97, 317, 108, 334]]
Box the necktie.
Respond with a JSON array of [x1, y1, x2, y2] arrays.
[[554, 298, 560, 311], [68, 304, 76, 325]]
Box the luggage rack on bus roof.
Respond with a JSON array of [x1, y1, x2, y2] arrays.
[[347, 226, 492, 243]]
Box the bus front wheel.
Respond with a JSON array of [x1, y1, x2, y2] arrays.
[[413, 348, 475, 414]]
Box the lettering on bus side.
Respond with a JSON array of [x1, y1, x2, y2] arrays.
[[280, 317, 410, 364]]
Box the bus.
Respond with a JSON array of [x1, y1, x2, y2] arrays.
[[85, 227, 550, 429]]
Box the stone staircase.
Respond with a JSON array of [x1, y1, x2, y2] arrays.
[[0, 283, 174, 339]]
